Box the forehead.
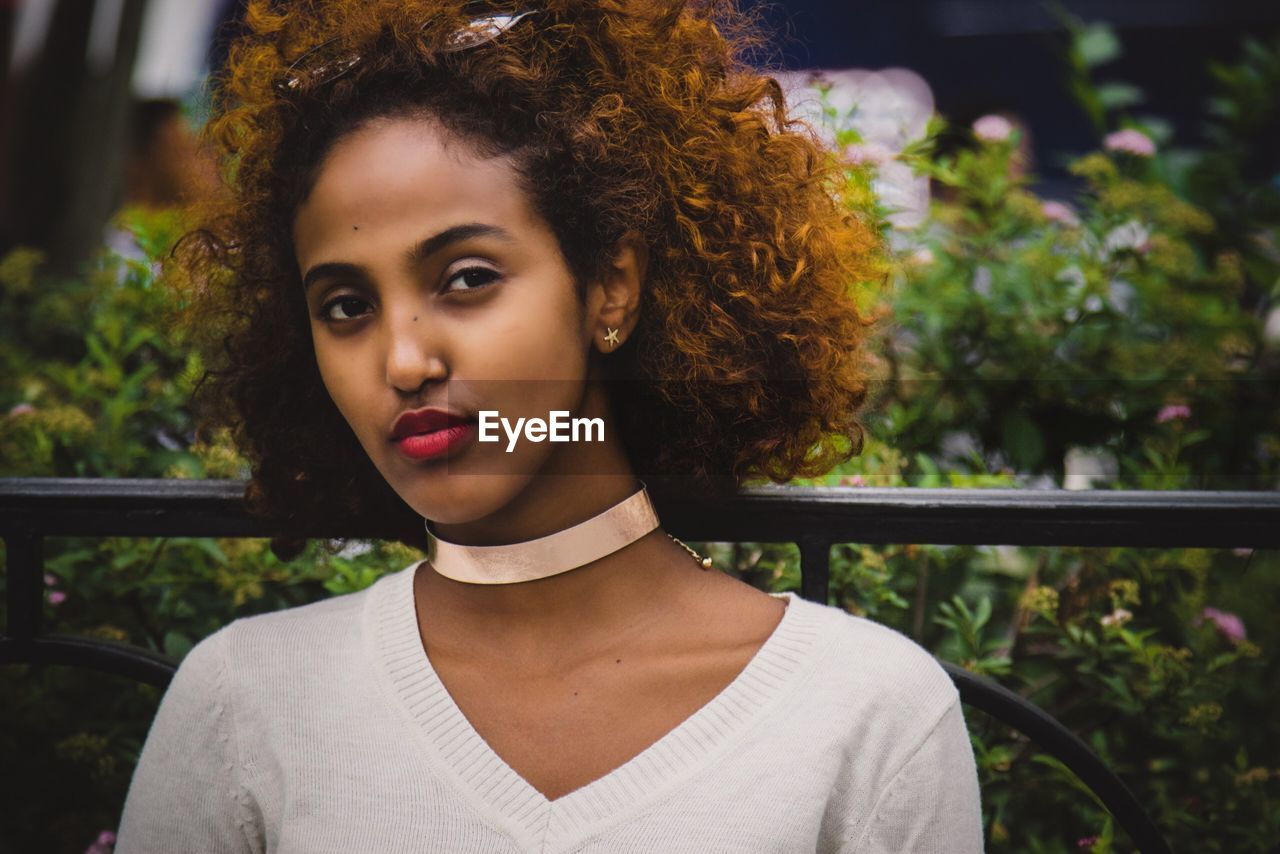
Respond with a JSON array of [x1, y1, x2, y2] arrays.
[[292, 115, 540, 264]]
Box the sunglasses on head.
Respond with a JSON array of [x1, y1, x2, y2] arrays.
[[275, 9, 539, 94]]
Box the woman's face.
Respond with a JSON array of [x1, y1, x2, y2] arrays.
[[292, 115, 639, 533]]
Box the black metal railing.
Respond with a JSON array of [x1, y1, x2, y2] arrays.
[[4, 478, 1279, 852]]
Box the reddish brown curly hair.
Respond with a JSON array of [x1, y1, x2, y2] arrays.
[[171, 0, 885, 555]]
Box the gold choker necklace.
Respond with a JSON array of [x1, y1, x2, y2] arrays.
[[423, 482, 712, 584]]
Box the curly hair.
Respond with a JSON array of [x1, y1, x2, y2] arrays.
[[170, 0, 885, 556]]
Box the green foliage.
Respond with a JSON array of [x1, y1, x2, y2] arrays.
[[825, 23, 1280, 493], [2, 23, 1279, 854], [788, 23, 1280, 853]]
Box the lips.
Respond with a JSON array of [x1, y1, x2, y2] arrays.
[[390, 407, 473, 441]]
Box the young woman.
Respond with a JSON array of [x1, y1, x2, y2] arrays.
[[116, 1, 984, 850]]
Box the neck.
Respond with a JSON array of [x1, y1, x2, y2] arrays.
[[421, 521, 680, 611], [431, 468, 641, 546], [416, 471, 709, 659]]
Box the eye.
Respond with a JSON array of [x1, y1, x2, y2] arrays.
[[317, 295, 371, 323], [443, 265, 501, 294]]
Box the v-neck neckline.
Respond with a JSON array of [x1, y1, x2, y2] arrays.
[[363, 559, 826, 850]]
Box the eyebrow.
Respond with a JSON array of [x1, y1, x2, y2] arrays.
[[301, 222, 515, 294]]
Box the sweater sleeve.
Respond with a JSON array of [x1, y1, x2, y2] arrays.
[[115, 626, 260, 854], [843, 699, 985, 853]]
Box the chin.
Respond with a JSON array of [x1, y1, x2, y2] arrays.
[[401, 470, 532, 527]]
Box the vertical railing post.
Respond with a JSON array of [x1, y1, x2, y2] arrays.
[[4, 533, 44, 647], [797, 535, 830, 604]]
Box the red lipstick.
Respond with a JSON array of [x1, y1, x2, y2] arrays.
[[391, 408, 475, 461]]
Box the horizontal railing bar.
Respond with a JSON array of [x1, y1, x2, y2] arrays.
[[2, 478, 1278, 548], [662, 486, 1280, 549], [0, 635, 177, 689]]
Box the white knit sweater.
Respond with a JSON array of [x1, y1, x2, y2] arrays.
[[116, 560, 985, 853]]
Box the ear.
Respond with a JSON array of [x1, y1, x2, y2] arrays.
[[586, 230, 647, 353]]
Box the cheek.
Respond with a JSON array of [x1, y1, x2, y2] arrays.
[[313, 340, 370, 435], [471, 289, 588, 429], [313, 342, 341, 398], [474, 281, 587, 380]]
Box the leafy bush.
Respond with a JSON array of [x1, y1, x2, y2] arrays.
[[2, 23, 1277, 854], [795, 21, 1280, 853]]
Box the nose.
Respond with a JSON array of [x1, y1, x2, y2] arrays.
[[384, 306, 449, 394]]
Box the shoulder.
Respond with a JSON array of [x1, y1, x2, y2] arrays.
[[190, 561, 415, 683], [782, 597, 980, 842], [787, 595, 961, 729]]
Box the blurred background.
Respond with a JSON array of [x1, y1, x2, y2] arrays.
[[3, 0, 1279, 267], [3, 2, 1280, 853]]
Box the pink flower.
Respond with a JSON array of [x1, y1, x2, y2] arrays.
[[972, 114, 1014, 143], [48, 590, 67, 605], [843, 141, 895, 167], [44, 573, 58, 587], [85, 829, 116, 854], [1195, 607, 1246, 644], [8, 403, 35, 417], [1077, 836, 1099, 849], [1104, 129, 1156, 157], [1155, 404, 1191, 423], [1041, 200, 1081, 228], [1233, 547, 1254, 558], [841, 474, 868, 487]]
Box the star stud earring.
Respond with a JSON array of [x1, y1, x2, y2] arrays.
[[603, 327, 620, 349]]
